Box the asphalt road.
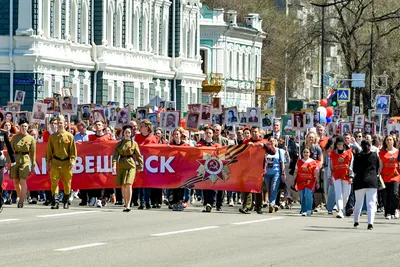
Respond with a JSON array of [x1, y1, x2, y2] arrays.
[[1, 200, 399, 267]]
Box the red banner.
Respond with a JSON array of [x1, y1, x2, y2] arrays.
[[2, 142, 265, 193]]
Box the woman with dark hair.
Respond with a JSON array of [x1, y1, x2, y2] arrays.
[[379, 135, 400, 219], [353, 140, 379, 230], [112, 125, 143, 212], [292, 147, 319, 216], [323, 138, 336, 214], [168, 127, 190, 211], [154, 127, 167, 144], [197, 126, 221, 212], [135, 119, 158, 209], [327, 136, 354, 218], [10, 119, 36, 208]]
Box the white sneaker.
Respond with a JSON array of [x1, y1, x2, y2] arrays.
[[336, 211, 344, 218], [229, 199, 234, 207], [386, 214, 392, 220], [301, 212, 307, 216], [237, 199, 242, 205], [395, 210, 399, 219], [96, 200, 102, 208], [89, 197, 96, 207]]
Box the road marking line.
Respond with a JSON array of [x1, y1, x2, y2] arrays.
[[37, 211, 101, 218], [54, 243, 106, 252], [0, 219, 20, 223], [151, 226, 220, 237], [230, 217, 284, 225]]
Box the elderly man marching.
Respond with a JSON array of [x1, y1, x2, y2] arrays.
[[46, 115, 77, 209]]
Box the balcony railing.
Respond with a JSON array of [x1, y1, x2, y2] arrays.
[[256, 77, 276, 96], [202, 73, 223, 93]]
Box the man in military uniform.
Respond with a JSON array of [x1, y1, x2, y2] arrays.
[[0, 128, 15, 212], [46, 115, 77, 209]]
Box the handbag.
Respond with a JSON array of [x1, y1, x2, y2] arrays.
[[378, 175, 386, 190]]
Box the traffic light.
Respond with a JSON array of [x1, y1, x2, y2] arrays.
[[331, 91, 338, 107]]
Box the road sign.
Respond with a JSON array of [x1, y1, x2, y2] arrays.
[[351, 73, 366, 88], [337, 88, 350, 102]]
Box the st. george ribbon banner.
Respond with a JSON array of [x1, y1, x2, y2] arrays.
[[2, 142, 266, 193]]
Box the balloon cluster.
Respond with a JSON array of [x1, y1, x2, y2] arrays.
[[318, 99, 334, 124]]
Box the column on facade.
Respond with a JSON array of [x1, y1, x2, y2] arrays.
[[54, 0, 62, 39], [191, 86, 197, 104], [70, 0, 78, 42], [133, 81, 141, 108], [215, 43, 224, 75], [196, 6, 200, 59], [183, 85, 190, 111], [16, 0, 33, 36], [43, 0, 51, 37], [72, 70, 80, 104], [163, 80, 170, 101], [189, 13, 196, 59], [243, 53, 248, 80], [102, 0, 107, 45], [83, 71, 91, 103], [141, 3, 149, 51], [155, 79, 161, 97], [179, 2, 184, 57], [125, 0, 132, 49], [116, 81, 124, 107], [108, 80, 115, 101], [238, 49, 243, 81], [37, 0, 43, 35], [55, 76, 63, 95], [142, 82, 150, 106], [107, 2, 115, 46], [44, 74, 52, 98]]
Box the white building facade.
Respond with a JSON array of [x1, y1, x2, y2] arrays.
[[199, 6, 265, 111], [0, 0, 204, 112]]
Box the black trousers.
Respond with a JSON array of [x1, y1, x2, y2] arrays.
[[203, 190, 224, 207], [115, 188, 123, 202], [382, 181, 399, 216], [30, 191, 39, 199], [170, 188, 184, 205], [150, 188, 163, 205]]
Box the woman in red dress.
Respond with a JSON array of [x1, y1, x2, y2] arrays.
[[379, 135, 400, 219], [293, 148, 319, 216]]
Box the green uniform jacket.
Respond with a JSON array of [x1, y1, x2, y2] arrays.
[[112, 139, 144, 170], [11, 133, 36, 168], [46, 131, 77, 168]]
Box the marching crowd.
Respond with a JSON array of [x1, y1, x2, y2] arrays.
[[0, 113, 399, 231]]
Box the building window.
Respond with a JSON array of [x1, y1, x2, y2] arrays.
[[243, 54, 247, 80], [200, 49, 207, 74]]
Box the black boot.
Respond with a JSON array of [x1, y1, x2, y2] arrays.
[[63, 194, 70, 209], [51, 195, 59, 209], [0, 193, 3, 213]]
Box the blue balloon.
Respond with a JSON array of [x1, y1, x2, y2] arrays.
[[326, 117, 331, 123], [320, 117, 327, 124]]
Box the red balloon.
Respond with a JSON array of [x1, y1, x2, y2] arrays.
[[326, 107, 334, 118], [320, 99, 328, 107], [180, 119, 186, 128]]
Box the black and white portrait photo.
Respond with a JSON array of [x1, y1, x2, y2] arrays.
[[186, 112, 200, 130], [261, 110, 275, 129], [166, 101, 176, 111], [375, 95, 390, 115], [162, 111, 179, 131], [108, 106, 118, 122], [147, 113, 158, 126], [14, 90, 26, 104], [117, 108, 130, 124], [225, 107, 238, 126], [59, 96, 73, 114], [354, 114, 365, 129], [292, 112, 305, 130], [136, 108, 147, 120], [31, 102, 47, 123], [246, 107, 260, 124], [266, 96, 275, 110], [364, 121, 374, 135], [340, 122, 352, 135]]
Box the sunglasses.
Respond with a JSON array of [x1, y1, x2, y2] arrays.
[[357, 136, 362, 138]]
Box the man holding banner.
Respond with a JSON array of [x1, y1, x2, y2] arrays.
[[46, 115, 77, 209]]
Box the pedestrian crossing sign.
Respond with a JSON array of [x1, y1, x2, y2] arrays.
[[337, 88, 350, 102]]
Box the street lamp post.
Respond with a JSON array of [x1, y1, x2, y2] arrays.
[[310, 0, 352, 100]]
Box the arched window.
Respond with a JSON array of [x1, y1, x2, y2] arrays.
[[107, 2, 114, 47], [132, 8, 140, 50], [70, 0, 78, 42], [81, 0, 89, 44], [115, 4, 123, 47], [141, 10, 148, 51]]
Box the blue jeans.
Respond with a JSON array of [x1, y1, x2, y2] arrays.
[[323, 168, 336, 211], [184, 188, 190, 203], [299, 188, 313, 212], [264, 172, 281, 206]]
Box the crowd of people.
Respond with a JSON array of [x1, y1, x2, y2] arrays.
[[0, 111, 398, 231]]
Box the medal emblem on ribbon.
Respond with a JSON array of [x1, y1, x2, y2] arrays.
[[338, 157, 344, 163], [197, 152, 231, 184]]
